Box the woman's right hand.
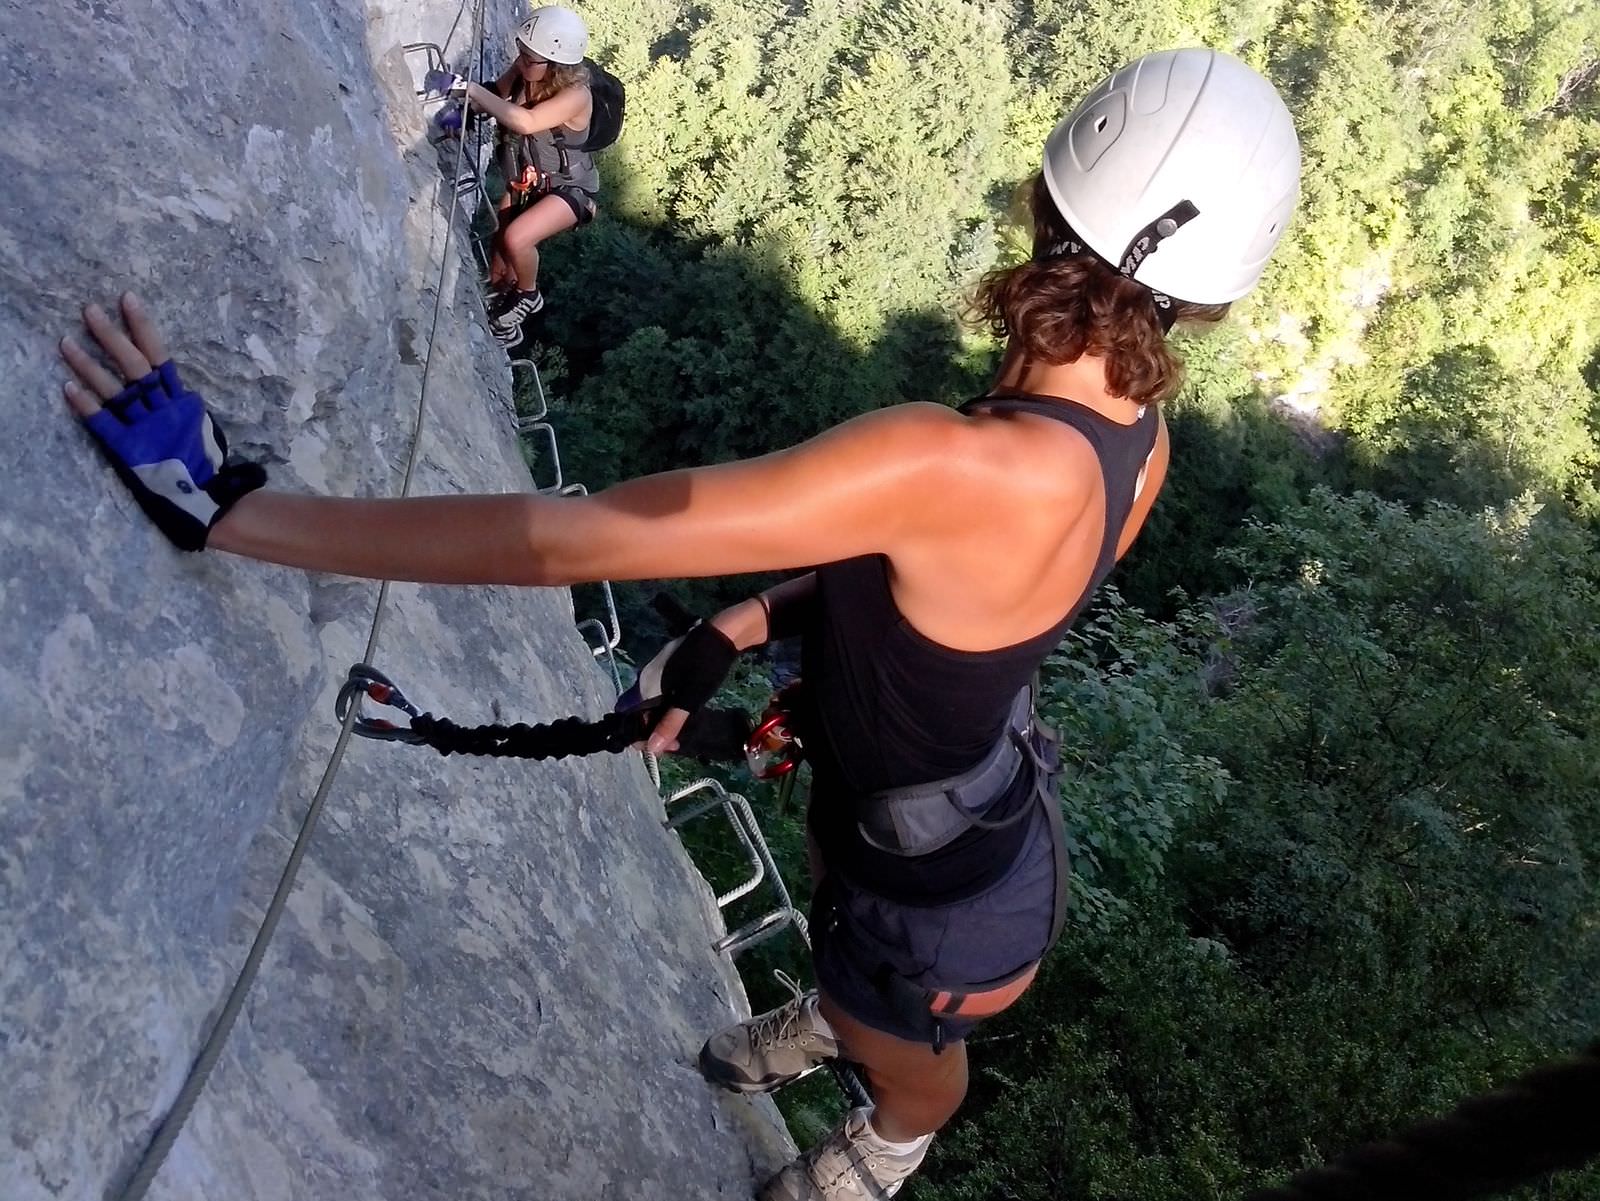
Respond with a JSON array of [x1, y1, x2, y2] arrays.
[[59, 293, 267, 552], [489, 257, 513, 291]]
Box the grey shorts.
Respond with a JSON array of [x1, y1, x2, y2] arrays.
[[811, 803, 1063, 1046]]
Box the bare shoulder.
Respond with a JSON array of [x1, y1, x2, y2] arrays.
[[782, 401, 966, 469], [957, 399, 1103, 501], [824, 400, 1101, 538]]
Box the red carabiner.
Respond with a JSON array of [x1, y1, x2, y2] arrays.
[[745, 709, 800, 780], [509, 163, 542, 195]]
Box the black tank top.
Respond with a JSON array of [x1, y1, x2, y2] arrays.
[[802, 392, 1160, 903]]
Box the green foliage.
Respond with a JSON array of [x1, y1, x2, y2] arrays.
[[1040, 594, 1230, 919], [1188, 491, 1600, 1028]]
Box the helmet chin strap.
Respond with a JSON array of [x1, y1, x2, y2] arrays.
[[1038, 200, 1201, 333]]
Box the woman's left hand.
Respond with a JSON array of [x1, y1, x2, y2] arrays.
[[59, 293, 267, 552], [423, 70, 470, 100], [616, 621, 743, 754]]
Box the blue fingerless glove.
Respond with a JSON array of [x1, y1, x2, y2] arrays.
[[432, 103, 464, 137], [422, 69, 469, 98], [83, 360, 267, 552]]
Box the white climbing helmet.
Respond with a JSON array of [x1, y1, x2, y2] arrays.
[[515, 5, 589, 65], [1042, 48, 1301, 305]]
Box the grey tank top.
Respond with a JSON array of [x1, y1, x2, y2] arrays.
[[502, 77, 599, 195], [529, 115, 598, 194]]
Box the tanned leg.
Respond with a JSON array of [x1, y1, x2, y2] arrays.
[[817, 993, 968, 1141], [500, 194, 579, 292]]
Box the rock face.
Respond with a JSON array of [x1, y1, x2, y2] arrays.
[[0, 3, 791, 1199]]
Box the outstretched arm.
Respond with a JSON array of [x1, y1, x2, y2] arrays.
[[212, 416, 934, 584], [465, 81, 588, 137], [60, 295, 958, 587]]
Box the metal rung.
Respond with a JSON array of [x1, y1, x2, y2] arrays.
[[516, 421, 562, 493], [666, 778, 765, 907], [433, 172, 484, 222], [576, 619, 622, 692], [404, 41, 446, 80], [403, 42, 454, 107], [509, 359, 549, 423], [663, 778, 806, 959], [714, 907, 806, 957], [575, 576, 621, 654]]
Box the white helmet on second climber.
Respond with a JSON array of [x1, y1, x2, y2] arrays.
[[1042, 48, 1301, 306], [515, 5, 589, 65]]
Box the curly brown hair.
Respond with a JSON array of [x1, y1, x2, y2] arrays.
[[969, 174, 1229, 407]]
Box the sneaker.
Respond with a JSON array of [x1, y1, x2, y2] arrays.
[[698, 971, 839, 1094], [760, 1107, 931, 1200], [489, 288, 544, 335], [485, 287, 518, 320], [498, 319, 538, 360]]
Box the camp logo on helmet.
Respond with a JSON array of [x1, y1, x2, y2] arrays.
[[1117, 200, 1200, 279]]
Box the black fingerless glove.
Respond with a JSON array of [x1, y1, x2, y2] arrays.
[[617, 620, 741, 716]]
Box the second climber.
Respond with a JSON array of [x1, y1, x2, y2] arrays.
[[465, 5, 599, 350]]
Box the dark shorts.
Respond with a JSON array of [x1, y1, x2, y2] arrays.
[[509, 184, 597, 226], [811, 803, 1064, 1046], [548, 184, 597, 226]]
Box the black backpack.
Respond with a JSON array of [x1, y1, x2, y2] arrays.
[[570, 60, 625, 153]]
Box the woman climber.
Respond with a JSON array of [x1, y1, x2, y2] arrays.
[[56, 49, 1300, 1201], [459, 5, 599, 348]]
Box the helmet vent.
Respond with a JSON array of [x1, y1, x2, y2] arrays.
[[1094, 115, 1108, 133]]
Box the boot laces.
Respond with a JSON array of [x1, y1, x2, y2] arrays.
[[806, 1114, 903, 1198], [751, 970, 810, 1050]]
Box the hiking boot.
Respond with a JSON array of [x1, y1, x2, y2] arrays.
[[698, 972, 839, 1094], [759, 1107, 931, 1200], [489, 288, 544, 336]]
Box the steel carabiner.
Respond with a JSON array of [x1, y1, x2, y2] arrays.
[[335, 664, 428, 743]]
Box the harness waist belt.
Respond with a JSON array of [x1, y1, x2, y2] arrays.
[[856, 686, 1037, 857]]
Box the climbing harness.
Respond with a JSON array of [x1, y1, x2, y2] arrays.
[[855, 686, 1047, 857], [819, 683, 1072, 1054]]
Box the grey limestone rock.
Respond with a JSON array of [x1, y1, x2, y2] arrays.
[[0, 2, 792, 1198]]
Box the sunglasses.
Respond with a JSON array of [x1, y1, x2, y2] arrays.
[[516, 45, 550, 66]]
